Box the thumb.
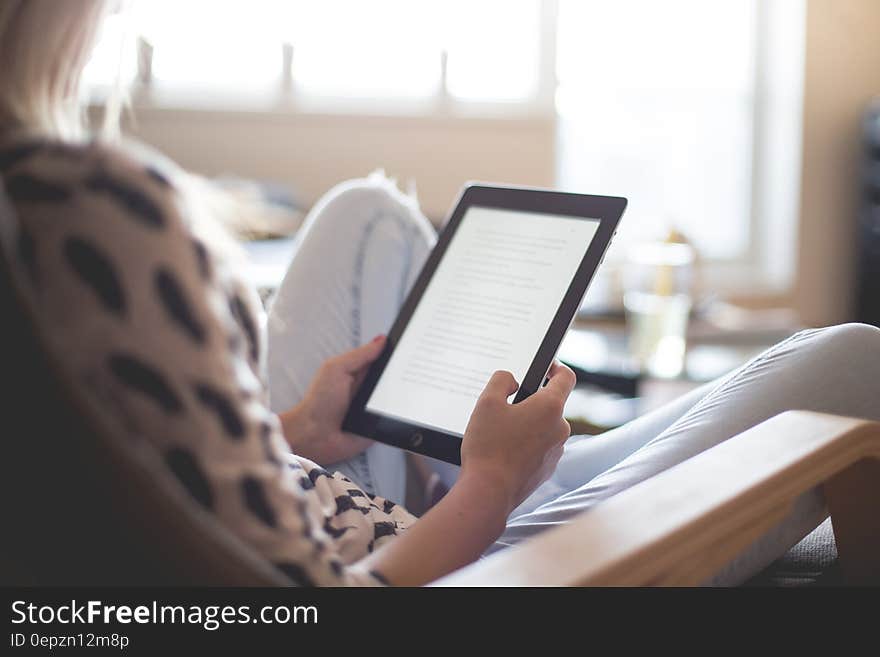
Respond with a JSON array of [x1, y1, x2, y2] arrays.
[[334, 335, 386, 372], [541, 361, 577, 402], [479, 370, 519, 401]]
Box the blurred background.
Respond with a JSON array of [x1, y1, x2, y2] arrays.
[[84, 0, 880, 430]]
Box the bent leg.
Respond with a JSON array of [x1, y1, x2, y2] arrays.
[[511, 379, 715, 517], [267, 173, 435, 501], [494, 323, 880, 584]]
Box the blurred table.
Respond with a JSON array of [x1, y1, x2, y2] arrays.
[[560, 316, 799, 434]]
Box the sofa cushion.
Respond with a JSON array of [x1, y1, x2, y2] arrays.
[[745, 518, 843, 586]]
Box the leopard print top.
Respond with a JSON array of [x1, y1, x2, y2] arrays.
[[0, 134, 416, 586]]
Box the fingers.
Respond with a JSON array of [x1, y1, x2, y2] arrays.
[[541, 361, 577, 404], [520, 361, 575, 418], [545, 360, 564, 379], [480, 370, 519, 401], [558, 417, 572, 443], [331, 335, 386, 373], [352, 366, 370, 391], [545, 421, 569, 469]]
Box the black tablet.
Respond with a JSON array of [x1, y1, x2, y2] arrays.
[[343, 184, 626, 465]]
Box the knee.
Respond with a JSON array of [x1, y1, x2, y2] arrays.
[[304, 172, 433, 241], [789, 322, 880, 374], [810, 322, 880, 353]]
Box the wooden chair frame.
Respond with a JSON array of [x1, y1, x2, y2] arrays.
[[436, 411, 880, 586]]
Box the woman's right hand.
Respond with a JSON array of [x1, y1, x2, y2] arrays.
[[460, 361, 577, 515], [361, 361, 577, 585]]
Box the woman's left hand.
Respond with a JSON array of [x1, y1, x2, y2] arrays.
[[279, 335, 386, 464]]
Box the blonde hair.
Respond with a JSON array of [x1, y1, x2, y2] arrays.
[[0, 1, 249, 254], [0, 0, 112, 140]]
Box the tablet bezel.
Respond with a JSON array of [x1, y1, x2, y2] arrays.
[[342, 184, 626, 465]]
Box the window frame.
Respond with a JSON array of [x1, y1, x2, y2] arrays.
[[89, 0, 804, 299]]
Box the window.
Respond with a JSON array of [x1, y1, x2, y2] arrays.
[[85, 0, 804, 289], [85, 0, 546, 104], [556, 0, 758, 262]]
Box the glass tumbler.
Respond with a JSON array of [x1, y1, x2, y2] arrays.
[[623, 239, 695, 378]]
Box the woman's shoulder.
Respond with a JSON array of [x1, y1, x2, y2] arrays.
[[0, 133, 184, 214], [0, 133, 225, 286], [0, 133, 244, 276], [0, 132, 182, 179], [0, 132, 234, 366]]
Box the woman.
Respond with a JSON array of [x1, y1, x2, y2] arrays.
[[1, 0, 878, 587]]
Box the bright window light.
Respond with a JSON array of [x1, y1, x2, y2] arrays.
[[285, 1, 441, 99], [137, 0, 282, 88], [84, 0, 542, 100], [443, 0, 542, 102], [556, 0, 758, 260], [81, 12, 136, 89], [83, 0, 766, 263]]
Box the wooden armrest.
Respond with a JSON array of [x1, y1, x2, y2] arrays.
[[433, 411, 880, 586]]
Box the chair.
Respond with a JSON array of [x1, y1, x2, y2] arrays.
[[0, 245, 287, 585], [437, 411, 880, 586], [1, 231, 878, 586]]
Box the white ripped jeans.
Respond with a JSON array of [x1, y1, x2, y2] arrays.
[[267, 175, 880, 585]]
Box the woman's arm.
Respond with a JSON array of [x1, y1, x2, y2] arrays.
[[358, 364, 576, 586], [278, 336, 385, 463], [357, 469, 510, 586], [279, 338, 577, 585]]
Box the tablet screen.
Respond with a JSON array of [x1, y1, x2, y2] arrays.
[[365, 206, 601, 436]]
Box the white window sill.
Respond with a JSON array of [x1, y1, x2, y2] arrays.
[[92, 83, 556, 123]]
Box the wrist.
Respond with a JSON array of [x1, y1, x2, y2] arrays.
[[455, 465, 517, 521], [279, 403, 316, 454]]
